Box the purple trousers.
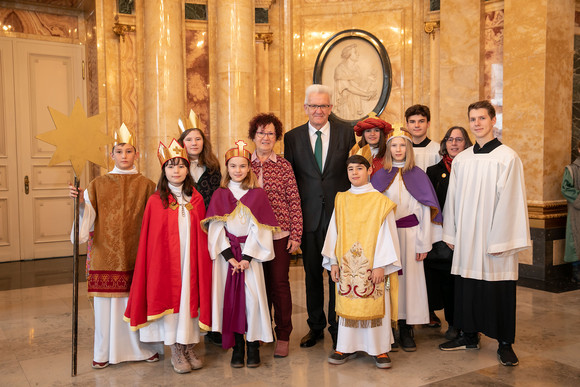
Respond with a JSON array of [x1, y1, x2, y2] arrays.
[[262, 236, 293, 341]]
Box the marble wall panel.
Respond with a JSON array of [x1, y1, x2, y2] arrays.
[[185, 29, 210, 137], [572, 33, 580, 161], [23, 1, 79, 7], [120, 32, 138, 137], [439, 0, 482, 134], [85, 11, 98, 117], [0, 8, 78, 39], [292, 1, 410, 129], [484, 9, 504, 139]]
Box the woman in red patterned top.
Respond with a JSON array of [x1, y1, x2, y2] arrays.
[[248, 113, 303, 358]]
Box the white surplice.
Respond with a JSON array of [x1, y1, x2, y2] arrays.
[[207, 181, 275, 343], [322, 183, 401, 355], [382, 163, 442, 324], [414, 140, 441, 171], [443, 145, 531, 281], [138, 183, 202, 346], [73, 166, 158, 364]]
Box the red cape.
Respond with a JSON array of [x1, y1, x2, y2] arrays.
[[124, 190, 212, 330]]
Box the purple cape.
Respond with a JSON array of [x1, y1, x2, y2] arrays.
[[204, 187, 279, 228], [371, 166, 442, 224]]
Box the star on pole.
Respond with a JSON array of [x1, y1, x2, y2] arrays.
[[36, 98, 114, 176]]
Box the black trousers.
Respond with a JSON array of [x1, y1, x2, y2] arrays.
[[424, 261, 455, 324], [301, 211, 337, 334], [453, 276, 516, 343]]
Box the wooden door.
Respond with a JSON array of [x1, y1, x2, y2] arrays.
[[13, 38, 86, 260], [0, 39, 21, 262]]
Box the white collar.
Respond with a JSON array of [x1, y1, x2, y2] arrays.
[[110, 166, 138, 174], [308, 121, 330, 137], [349, 183, 376, 194]]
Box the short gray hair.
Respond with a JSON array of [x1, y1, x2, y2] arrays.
[[304, 84, 332, 104]]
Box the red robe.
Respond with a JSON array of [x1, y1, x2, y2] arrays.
[[124, 190, 212, 331]]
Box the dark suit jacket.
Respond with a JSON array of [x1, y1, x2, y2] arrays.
[[284, 121, 355, 233]]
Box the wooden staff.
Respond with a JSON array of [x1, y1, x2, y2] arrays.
[[71, 175, 80, 376]]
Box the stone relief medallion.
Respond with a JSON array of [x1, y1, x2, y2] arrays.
[[313, 29, 392, 127], [338, 242, 383, 299]]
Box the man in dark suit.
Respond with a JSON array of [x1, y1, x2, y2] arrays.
[[284, 84, 355, 348]]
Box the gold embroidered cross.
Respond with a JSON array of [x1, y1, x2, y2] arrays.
[[172, 145, 182, 153]]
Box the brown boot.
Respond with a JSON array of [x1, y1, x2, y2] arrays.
[[170, 343, 191, 374], [184, 344, 203, 370]]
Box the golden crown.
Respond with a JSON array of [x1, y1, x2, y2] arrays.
[[157, 138, 188, 167], [225, 140, 251, 163], [114, 123, 135, 147], [178, 109, 201, 133], [387, 127, 413, 143], [349, 143, 373, 165]]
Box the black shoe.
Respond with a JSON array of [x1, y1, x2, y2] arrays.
[[374, 353, 392, 369], [398, 320, 416, 352], [427, 312, 441, 328], [300, 329, 324, 348], [444, 326, 460, 341], [246, 341, 261, 368], [327, 350, 356, 365], [205, 331, 222, 346], [439, 332, 479, 351], [497, 343, 519, 366], [230, 333, 245, 368]]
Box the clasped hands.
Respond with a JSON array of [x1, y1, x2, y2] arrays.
[[229, 258, 249, 275]]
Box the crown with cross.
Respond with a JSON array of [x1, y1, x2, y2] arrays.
[[225, 140, 251, 163], [157, 138, 189, 167]]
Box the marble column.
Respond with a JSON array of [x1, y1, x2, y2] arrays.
[[439, 0, 483, 131], [215, 0, 255, 163], [504, 0, 575, 287], [142, 0, 185, 179]]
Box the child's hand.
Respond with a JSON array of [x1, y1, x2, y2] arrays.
[[228, 258, 240, 274], [68, 182, 84, 204], [330, 265, 339, 283], [416, 252, 427, 261], [239, 260, 250, 271], [371, 268, 385, 284]]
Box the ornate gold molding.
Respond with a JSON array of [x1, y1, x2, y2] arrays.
[[527, 200, 567, 229], [255, 32, 273, 50], [255, 0, 275, 8], [424, 21, 440, 40], [112, 21, 135, 42]]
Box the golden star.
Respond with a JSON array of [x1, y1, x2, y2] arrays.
[[36, 98, 114, 176]]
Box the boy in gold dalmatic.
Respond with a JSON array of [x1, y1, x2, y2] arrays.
[[322, 148, 401, 369], [69, 124, 159, 369]]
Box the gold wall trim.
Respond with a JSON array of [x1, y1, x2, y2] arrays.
[[424, 21, 440, 39], [255, 32, 273, 49], [527, 200, 567, 228]]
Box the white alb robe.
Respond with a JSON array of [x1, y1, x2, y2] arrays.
[[382, 164, 442, 324], [138, 183, 202, 346], [443, 145, 531, 281], [322, 183, 401, 355], [73, 166, 158, 364], [207, 181, 275, 343], [414, 140, 441, 171]]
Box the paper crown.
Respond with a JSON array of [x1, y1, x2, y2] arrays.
[[114, 123, 135, 147], [353, 113, 393, 137], [386, 127, 413, 143], [349, 143, 373, 165], [157, 139, 189, 167], [178, 109, 201, 133], [225, 140, 251, 163]]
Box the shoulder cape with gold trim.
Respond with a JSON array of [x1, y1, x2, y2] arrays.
[[201, 187, 280, 232]]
